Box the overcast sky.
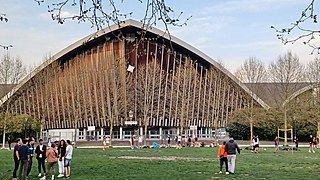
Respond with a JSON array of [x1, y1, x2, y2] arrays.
[[0, 0, 317, 73]]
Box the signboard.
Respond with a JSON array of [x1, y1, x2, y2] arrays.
[[125, 121, 138, 125], [87, 126, 95, 131], [190, 125, 197, 131]]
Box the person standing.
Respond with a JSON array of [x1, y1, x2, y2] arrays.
[[167, 135, 171, 148], [274, 135, 279, 153], [57, 140, 66, 178], [27, 138, 35, 178], [18, 139, 31, 180], [313, 136, 318, 150], [177, 134, 182, 149], [225, 137, 240, 174], [102, 136, 107, 150], [40, 144, 59, 180], [309, 134, 315, 153], [188, 136, 192, 147], [218, 141, 228, 175], [8, 137, 12, 151], [36, 139, 47, 177], [64, 140, 73, 178], [293, 136, 299, 150], [130, 135, 135, 149], [12, 138, 22, 180], [253, 136, 260, 153], [138, 135, 143, 149]]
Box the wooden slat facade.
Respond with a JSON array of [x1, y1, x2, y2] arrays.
[[0, 31, 262, 130]]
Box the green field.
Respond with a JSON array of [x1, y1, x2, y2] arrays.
[[1, 147, 319, 179]]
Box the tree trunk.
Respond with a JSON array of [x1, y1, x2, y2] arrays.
[[284, 107, 288, 146], [144, 121, 147, 146], [74, 128, 77, 148], [109, 124, 113, 146], [214, 118, 218, 146], [2, 126, 6, 149]]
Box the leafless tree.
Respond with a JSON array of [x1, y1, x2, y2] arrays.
[[271, 0, 320, 54], [269, 51, 305, 145], [234, 56, 267, 141], [305, 57, 320, 136], [235, 57, 266, 83], [0, 53, 26, 84]]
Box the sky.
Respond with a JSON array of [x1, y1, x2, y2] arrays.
[[0, 0, 317, 73]]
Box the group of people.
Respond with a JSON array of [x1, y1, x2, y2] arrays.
[[12, 138, 73, 180], [217, 137, 241, 175]]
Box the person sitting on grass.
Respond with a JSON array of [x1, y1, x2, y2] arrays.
[[218, 141, 229, 175]]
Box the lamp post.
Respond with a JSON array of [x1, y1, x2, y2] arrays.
[[293, 115, 296, 138], [24, 118, 28, 139]]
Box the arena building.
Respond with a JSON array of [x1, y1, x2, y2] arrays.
[[0, 20, 270, 141]]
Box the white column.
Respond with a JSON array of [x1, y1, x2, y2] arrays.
[[140, 127, 143, 136], [159, 127, 162, 140], [120, 127, 123, 140], [84, 129, 87, 141], [101, 128, 104, 139], [177, 128, 179, 135]]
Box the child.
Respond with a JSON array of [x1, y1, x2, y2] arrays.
[[217, 141, 229, 174]]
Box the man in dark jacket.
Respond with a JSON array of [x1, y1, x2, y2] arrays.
[[12, 138, 22, 180], [35, 139, 47, 177], [18, 139, 31, 180], [224, 137, 240, 174]]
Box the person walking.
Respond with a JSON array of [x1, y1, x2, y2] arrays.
[[218, 141, 228, 175], [225, 137, 240, 174], [64, 140, 73, 178], [40, 144, 59, 180], [18, 139, 31, 180], [27, 138, 35, 178], [167, 135, 171, 148], [57, 140, 66, 178], [12, 138, 22, 180], [36, 139, 47, 177], [8, 137, 12, 151]]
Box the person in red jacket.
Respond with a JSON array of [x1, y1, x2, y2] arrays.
[[217, 141, 228, 174], [40, 144, 58, 180]]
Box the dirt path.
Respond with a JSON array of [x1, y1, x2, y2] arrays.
[[109, 156, 215, 161]]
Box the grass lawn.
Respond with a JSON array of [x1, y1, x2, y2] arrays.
[[1, 147, 320, 179]]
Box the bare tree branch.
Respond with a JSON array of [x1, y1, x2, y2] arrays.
[[35, 0, 191, 31], [271, 0, 320, 54]]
